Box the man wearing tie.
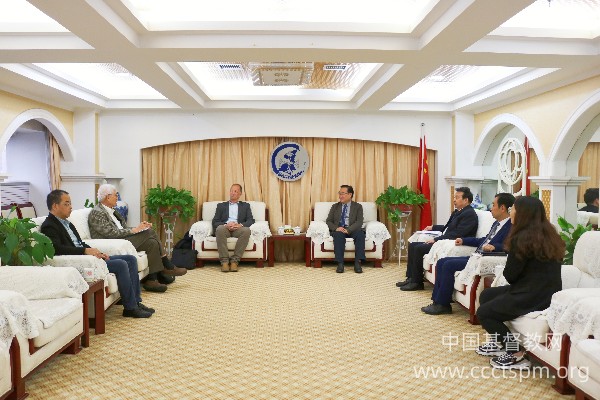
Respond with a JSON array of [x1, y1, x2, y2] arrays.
[[420, 193, 514, 315], [326, 185, 365, 273]]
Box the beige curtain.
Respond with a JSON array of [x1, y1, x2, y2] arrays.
[[578, 142, 600, 201], [141, 138, 436, 261], [528, 149, 539, 195], [48, 132, 62, 190]]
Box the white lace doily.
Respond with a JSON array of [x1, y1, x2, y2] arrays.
[[306, 221, 330, 245], [0, 290, 39, 351], [365, 221, 391, 245], [454, 254, 508, 287], [546, 288, 600, 342], [250, 221, 272, 243], [44, 255, 109, 281], [0, 266, 89, 301], [189, 221, 213, 242]]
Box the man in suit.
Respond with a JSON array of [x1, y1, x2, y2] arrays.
[[399, 186, 479, 291], [212, 184, 255, 272], [41, 190, 154, 318], [326, 185, 365, 273], [88, 184, 187, 293], [420, 193, 515, 315], [579, 187, 599, 213]]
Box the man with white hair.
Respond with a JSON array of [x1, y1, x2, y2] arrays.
[[88, 184, 187, 293]]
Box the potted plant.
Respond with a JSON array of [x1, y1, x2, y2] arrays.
[[143, 185, 197, 256], [375, 185, 428, 223], [144, 184, 197, 221], [557, 215, 592, 265], [0, 213, 55, 266]]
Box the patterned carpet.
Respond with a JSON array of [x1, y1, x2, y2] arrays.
[[24, 262, 573, 399]]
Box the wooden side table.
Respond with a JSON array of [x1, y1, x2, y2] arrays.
[[82, 280, 105, 348], [268, 234, 311, 267]]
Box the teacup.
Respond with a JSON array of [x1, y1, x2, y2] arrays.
[[277, 226, 285, 235], [293, 226, 301, 234]]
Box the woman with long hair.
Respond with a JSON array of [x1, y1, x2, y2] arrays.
[[475, 196, 565, 369]]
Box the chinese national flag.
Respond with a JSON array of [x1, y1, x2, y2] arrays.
[[418, 125, 432, 229]]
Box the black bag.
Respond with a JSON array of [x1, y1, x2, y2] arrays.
[[171, 231, 197, 269]]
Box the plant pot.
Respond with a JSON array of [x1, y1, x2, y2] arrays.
[[390, 204, 413, 213]]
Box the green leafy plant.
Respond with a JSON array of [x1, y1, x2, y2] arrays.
[[0, 213, 55, 266], [84, 198, 96, 208], [144, 184, 197, 221], [530, 190, 539, 198], [557, 215, 592, 265], [375, 185, 428, 223]]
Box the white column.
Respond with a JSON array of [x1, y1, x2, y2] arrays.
[[60, 110, 103, 208], [529, 176, 589, 225]]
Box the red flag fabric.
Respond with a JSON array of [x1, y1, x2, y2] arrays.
[[418, 125, 432, 229]]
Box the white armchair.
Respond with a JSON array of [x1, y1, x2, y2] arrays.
[[423, 209, 495, 285], [190, 201, 270, 268], [568, 338, 600, 400], [0, 266, 88, 400], [307, 202, 390, 268], [32, 209, 149, 315], [489, 230, 600, 394]]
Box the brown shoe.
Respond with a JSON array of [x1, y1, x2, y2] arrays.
[[142, 280, 168, 293], [161, 267, 188, 276], [230, 262, 238, 272], [221, 262, 230, 272]]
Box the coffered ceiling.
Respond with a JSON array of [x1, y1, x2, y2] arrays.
[[0, 0, 599, 113]]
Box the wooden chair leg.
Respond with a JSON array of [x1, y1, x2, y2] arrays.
[[195, 259, 204, 268], [256, 259, 264, 268], [374, 259, 382, 268], [314, 260, 322, 268]]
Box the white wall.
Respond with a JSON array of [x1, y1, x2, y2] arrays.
[[5, 129, 50, 215], [98, 110, 455, 225]]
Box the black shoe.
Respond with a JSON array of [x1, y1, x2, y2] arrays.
[[421, 303, 452, 315], [116, 299, 124, 305], [158, 273, 175, 284], [396, 278, 412, 287], [354, 260, 363, 273], [142, 280, 168, 293], [123, 308, 152, 318], [138, 302, 155, 314], [400, 282, 424, 291], [336, 263, 344, 273]]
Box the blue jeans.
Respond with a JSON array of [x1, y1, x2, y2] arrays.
[[106, 255, 141, 310]]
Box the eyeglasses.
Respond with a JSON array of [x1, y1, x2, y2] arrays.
[[338, 192, 349, 195]]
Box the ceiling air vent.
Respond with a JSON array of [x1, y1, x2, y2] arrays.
[[323, 64, 348, 71], [218, 64, 243, 70]]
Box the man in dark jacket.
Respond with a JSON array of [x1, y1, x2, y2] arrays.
[[399, 187, 479, 291], [41, 190, 154, 318], [420, 193, 514, 314], [212, 184, 255, 272]]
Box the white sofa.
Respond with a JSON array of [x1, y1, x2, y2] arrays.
[[307, 202, 391, 268], [568, 338, 600, 400], [491, 230, 600, 394], [190, 201, 270, 268], [0, 267, 88, 400], [32, 208, 149, 314], [423, 209, 496, 285]]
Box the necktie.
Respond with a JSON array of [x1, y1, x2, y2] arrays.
[[476, 221, 500, 253], [339, 204, 348, 227]]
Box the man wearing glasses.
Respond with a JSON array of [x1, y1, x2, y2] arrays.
[[88, 184, 187, 293], [326, 185, 365, 273]]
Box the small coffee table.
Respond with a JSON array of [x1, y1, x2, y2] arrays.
[[82, 279, 105, 348], [268, 234, 311, 267]]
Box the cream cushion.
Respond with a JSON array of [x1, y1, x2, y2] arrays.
[[569, 339, 600, 398]]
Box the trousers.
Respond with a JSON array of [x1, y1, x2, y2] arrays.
[[331, 229, 366, 263], [106, 254, 141, 310], [215, 225, 251, 263]]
